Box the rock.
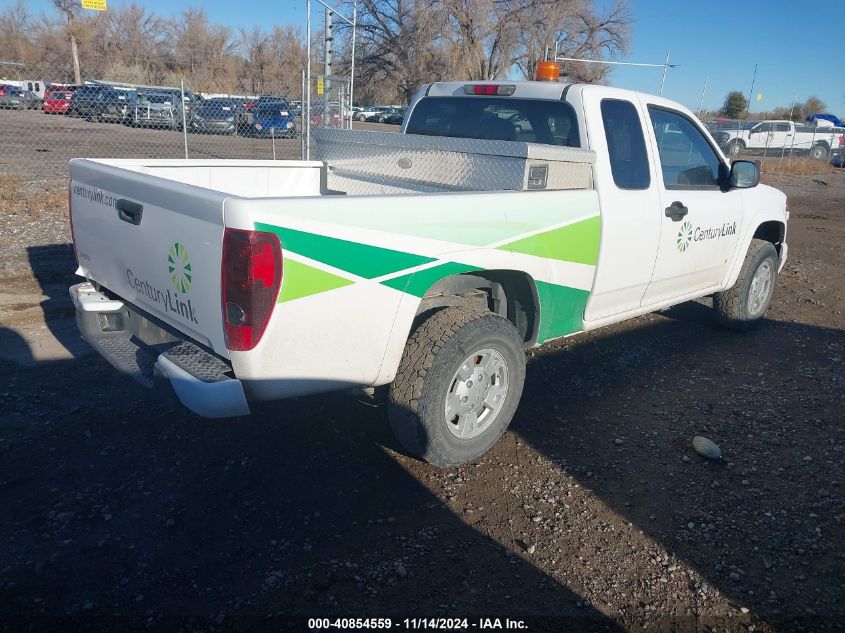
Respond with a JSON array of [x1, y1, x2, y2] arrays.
[[265, 575, 279, 587], [527, 544, 536, 555], [682, 456, 691, 463], [740, 607, 749, 614], [693, 436, 721, 460], [396, 564, 407, 578], [687, 522, 695, 530], [614, 438, 624, 446]]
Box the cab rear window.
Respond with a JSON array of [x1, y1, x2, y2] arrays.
[[405, 97, 580, 147]]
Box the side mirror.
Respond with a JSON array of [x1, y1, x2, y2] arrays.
[[729, 160, 760, 189]]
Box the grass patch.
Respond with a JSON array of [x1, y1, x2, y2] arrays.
[[759, 157, 837, 177]]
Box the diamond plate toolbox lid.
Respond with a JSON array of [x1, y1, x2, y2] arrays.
[[314, 128, 596, 195]]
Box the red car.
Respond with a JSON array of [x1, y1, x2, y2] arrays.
[[42, 84, 78, 114]]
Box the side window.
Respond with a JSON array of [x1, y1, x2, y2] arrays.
[[775, 123, 790, 132], [34, 82, 40, 92], [647, 106, 722, 189], [600, 99, 650, 190]]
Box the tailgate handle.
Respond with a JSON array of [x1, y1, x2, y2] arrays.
[[116, 199, 143, 226]]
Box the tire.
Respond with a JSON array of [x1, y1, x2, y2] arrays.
[[809, 144, 827, 161], [713, 239, 779, 330], [727, 140, 744, 158], [388, 306, 526, 468]]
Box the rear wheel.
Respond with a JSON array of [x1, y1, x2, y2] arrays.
[[810, 144, 828, 161], [389, 307, 526, 468], [713, 239, 779, 330]]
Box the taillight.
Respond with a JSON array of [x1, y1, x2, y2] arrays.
[[68, 181, 78, 266], [463, 84, 516, 96], [221, 228, 283, 351]]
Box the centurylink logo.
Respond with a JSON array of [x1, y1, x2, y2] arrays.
[[676, 221, 693, 252], [168, 242, 192, 293]]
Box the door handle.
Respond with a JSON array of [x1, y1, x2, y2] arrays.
[[665, 201, 688, 222], [116, 199, 143, 226]]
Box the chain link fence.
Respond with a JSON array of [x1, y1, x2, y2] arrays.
[[0, 61, 308, 181], [702, 116, 844, 166]]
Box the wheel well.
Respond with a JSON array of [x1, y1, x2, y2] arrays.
[[413, 270, 540, 346], [812, 140, 830, 150], [753, 221, 785, 255]]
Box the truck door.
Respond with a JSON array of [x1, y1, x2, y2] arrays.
[[772, 122, 791, 150], [580, 91, 662, 322], [640, 103, 743, 306], [747, 122, 771, 150]]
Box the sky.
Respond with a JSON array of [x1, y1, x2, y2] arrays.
[[8, 0, 845, 115]]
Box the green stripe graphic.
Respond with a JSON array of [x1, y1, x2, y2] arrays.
[[279, 258, 354, 303], [256, 223, 435, 279], [499, 216, 600, 266], [535, 281, 590, 343], [381, 262, 479, 297]]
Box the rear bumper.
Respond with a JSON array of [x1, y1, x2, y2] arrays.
[[70, 282, 250, 418]]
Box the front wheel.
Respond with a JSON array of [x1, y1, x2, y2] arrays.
[[713, 239, 779, 330], [388, 307, 526, 468], [727, 140, 744, 158]]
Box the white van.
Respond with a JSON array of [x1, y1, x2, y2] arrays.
[[2, 79, 47, 100]]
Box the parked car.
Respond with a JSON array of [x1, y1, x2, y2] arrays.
[[355, 106, 389, 122], [42, 84, 79, 114], [372, 107, 402, 123], [381, 108, 406, 125], [249, 101, 297, 137], [0, 85, 41, 109], [68, 85, 135, 121], [131, 91, 185, 130], [191, 98, 243, 135]]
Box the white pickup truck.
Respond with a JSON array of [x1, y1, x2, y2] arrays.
[[69, 78, 788, 467], [711, 119, 844, 160]]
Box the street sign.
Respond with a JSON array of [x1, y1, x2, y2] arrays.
[[317, 75, 324, 96], [81, 0, 107, 10]]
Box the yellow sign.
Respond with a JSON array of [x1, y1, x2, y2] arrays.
[[317, 75, 324, 96], [81, 0, 107, 10]]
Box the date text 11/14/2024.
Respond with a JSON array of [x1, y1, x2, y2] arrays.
[[307, 618, 528, 630]]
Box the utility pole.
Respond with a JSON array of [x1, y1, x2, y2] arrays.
[[324, 6, 333, 124]]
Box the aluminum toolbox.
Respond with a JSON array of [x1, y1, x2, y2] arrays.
[[314, 128, 595, 195]]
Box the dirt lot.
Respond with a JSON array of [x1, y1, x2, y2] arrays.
[[0, 114, 843, 632]]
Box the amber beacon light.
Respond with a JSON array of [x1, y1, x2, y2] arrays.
[[534, 60, 560, 82]]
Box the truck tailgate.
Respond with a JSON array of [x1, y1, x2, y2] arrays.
[[69, 159, 229, 355]]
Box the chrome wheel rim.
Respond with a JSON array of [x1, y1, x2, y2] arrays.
[[748, 259, 774, 317], [444, 349, 509, 440]]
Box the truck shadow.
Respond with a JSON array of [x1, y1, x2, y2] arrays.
[[13, 243, 843, 628], [0, 358, 620, 630]]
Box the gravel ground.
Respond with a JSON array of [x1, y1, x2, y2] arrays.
[[0, 154, 843, 632]]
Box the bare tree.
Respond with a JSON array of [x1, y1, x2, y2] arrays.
[[51, 0, 82, 83], [354, 0, 449, 104], [240, 26, 270, 93], [516, 0, 630, 82], [0, 2, 33, 62], [266, 25, 307, 95]]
